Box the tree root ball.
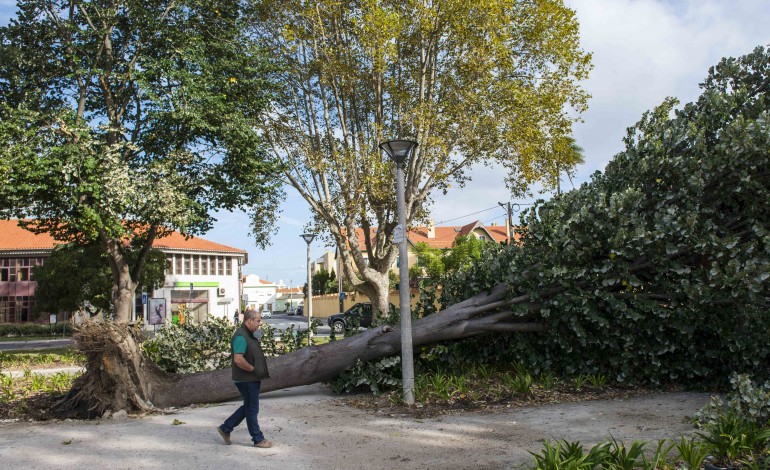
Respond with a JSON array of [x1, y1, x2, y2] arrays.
[[53, 320, 169, 419]]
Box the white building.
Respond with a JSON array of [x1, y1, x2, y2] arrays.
[[147, 232, 247, 323], [241, 274, 277, 312]]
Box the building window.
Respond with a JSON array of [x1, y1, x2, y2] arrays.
[[193, 255, 200, 275], [184, 255, 191, 275], [170, 289, 210, 323], [217, 256, 224, 276], [166, 255, 173, 275], [0, 295, 36, 323], [175, 255, 182, 275], [226, 257, 232, 276], [202, 256, 209, 276]]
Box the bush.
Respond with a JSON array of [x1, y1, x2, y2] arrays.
[[328, 356, 401, 395], [0, 322, 72, 338], [141, 316, 235, 373], [142, 317, 325, 373], [695, 373, 770, 429]]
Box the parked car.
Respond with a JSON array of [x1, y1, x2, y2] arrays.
[[260, 308, 272, 319], [327, 302, 395, 334], [294, 305, 303, 316]]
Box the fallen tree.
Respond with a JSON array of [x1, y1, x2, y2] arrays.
[[53, 284, 541, 418], [55, 46, 770, 419]]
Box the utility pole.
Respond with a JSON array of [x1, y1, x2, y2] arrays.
[[498, 201, 512, 241]]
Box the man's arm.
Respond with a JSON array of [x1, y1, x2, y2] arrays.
[[233, 353, 254, 372]]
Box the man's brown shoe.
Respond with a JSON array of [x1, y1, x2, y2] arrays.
[[254, 440, 273, 448], [217, 427, 232, 445]]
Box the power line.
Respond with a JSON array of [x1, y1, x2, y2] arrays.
[[435, 203, 534, 225], [435, 206, 499, 225]]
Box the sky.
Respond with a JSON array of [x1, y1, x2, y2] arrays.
[[2, 1, 769, 288]]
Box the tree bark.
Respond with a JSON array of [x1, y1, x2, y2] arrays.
[[53, 283, 543, 418]]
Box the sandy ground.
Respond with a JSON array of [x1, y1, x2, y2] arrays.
[[0, 384, 710, 469]]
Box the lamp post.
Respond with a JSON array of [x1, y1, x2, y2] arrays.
[[300, 233, 316, 342], [379, 139, 419, 405]]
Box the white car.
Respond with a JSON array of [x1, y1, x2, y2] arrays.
[[260, 309, 272, 319]]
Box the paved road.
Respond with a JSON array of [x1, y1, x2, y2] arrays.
[[262, 312, 332, 336], [0, 315, 331, 352]]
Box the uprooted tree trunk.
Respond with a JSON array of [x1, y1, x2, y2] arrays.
[[53, 283, 542, 419]]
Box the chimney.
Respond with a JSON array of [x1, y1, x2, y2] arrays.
[[427, 218, 435, 238]]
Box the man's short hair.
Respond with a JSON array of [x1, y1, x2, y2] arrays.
[[243, 309, 260, 322]]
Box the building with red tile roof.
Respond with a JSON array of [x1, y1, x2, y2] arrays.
[[312, 220, 517, 278], [0, 220, 247, 324]]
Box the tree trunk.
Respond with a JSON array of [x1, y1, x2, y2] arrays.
[[354, 271, 392, 318], [111, 267, 136, 323], [53, 284, 543, 418]]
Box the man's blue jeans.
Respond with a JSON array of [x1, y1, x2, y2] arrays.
[[220, 381, 265, 443]]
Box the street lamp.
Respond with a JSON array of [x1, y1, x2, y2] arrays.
[[300, 233, 316, 343], [379, 138, 418, 405]]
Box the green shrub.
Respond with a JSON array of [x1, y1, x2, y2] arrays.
[[141, 316, 235, 373], [695, 373, 770, 429], [0, 322, 72, 337], [328, 356, 401, 395], [142, 317, 325, 374], [697, 414, 770, 467]]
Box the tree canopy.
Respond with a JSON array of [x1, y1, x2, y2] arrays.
[[431, 46, 770, 384], [0, 0, 281, 320], [251, 0, 592, 314]]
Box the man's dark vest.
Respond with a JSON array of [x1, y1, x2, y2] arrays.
[[232, 324, 270, 382]]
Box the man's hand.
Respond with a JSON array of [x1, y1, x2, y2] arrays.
[[233, 353, 254, 372]]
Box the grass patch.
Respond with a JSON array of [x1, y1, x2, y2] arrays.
[[0, 370, 81, 420], [0, 348, 84, 370]]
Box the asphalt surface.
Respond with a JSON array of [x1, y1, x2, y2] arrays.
[[0, 338, 74, 351], [0, 315, 331, 352]]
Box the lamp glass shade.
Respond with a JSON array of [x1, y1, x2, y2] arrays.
[[300, 233, 316, 244], [379, 140, 418, 164]]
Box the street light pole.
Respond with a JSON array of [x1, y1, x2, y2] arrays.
[[300, 233, 316, 343], [379, 139, 418, 405]]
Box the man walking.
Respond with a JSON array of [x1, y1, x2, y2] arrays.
[[217, 309, 272, 448]]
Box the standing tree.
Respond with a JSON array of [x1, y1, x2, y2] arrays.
[[547, 135, 585, 195], [311, 268, 337, 295], [0, 0, 281, 321], [32, 244, 167, 318], [252, 0, 592, 315]]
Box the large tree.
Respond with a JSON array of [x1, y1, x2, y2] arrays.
[[252, 0, 592, 315], [0, 0, 281, 321]]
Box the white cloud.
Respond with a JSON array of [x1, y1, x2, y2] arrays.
[[567, 0, 770, 173]]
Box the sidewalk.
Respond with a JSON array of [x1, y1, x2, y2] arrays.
[[0, 384, 710, 469]]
